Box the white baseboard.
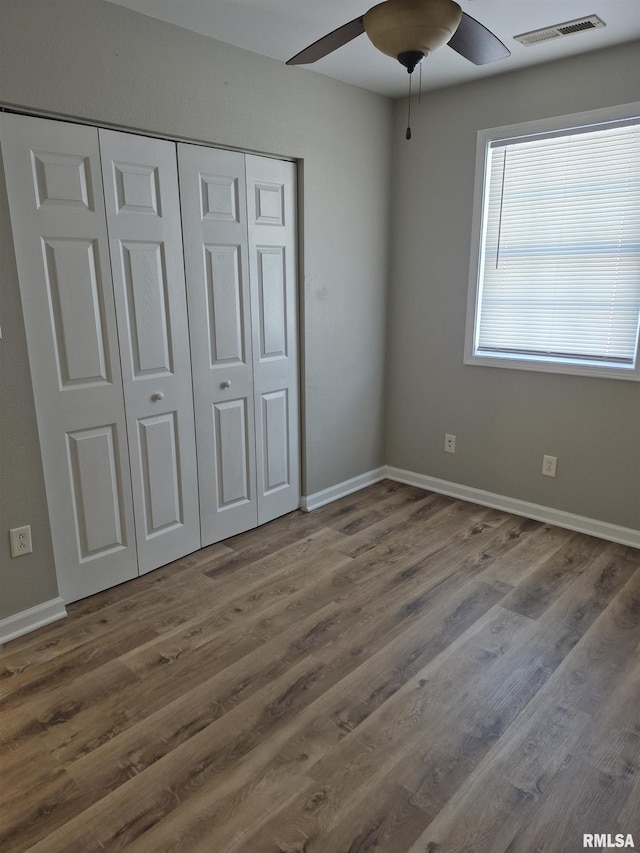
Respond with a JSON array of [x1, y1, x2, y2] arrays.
[[385, 466, 640, 549], [301, 467, 386, 512], [0, 597, 67, 645]]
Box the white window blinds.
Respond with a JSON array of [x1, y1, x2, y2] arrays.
[[473, 118, 640, 375]]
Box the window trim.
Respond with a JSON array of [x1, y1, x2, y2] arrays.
[[464, 102, 640, 382]]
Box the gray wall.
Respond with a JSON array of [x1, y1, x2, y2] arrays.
[[386, 41, 640, 530], [0, 0, 392, 619]]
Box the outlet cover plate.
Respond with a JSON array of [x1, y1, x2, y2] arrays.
[[10, 525, 32, 557]]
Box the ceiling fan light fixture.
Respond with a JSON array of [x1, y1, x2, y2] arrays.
[[364, 0, 462, 60]]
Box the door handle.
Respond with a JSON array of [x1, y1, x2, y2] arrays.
[[221, 380, 231, 389], [151, 392, 164, 401]]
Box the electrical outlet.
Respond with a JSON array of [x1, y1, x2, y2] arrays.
[[9, 525, 32, 557], [445, 434, 456, 454], [542, 455, 557, 477]]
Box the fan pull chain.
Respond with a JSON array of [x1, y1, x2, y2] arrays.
[[406, 72, 412, 140]]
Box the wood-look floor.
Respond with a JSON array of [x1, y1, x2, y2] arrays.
[[2, 481, 640, 853]]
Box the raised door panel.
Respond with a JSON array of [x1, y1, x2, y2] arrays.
[[137, 413, 183, 535], [67, 425, 128, 557], [246, 155, 300, 524], [178, 143, 257, 545], [31, 150, 94, 209], [214, 399, 252, 507], [205, 245, 246, 366], [256, 247, 288, 361], [260, 389, 291, 495], [0, 113, 138, 602], [42, 237, 110, 386], [100, 129, 201, 573], [119, 241, 172, 376]]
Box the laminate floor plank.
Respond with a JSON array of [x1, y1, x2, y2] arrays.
[[499, 533, 608, 619], [0, 658, 139, 761], [33, 545, 469, 850], [528, 557, 640, 717], [235, 605, 531, 853], [289, 780, 431, 853], [0, 766, 86, 853], [501, 757, 635, 853], [205, 510, 327, 575], [65, 604, 344, 793], [405, 699, 593, 853], [403, 546, 640, 853], [125, 765, 316, 853], [32, 563, 350, 769], [246, 543, 639, 852], [330, 495, 486, 559], [23, 656, 327, 853], [580, 653, 640, 782], [3, 540, 379, 773], [0, 620, 158, 709], [305, 482, 440, 538], [1, 482, 638, 853], [121, 541, 354, 673], [123, 599, 527, 852], [64, 520, 514, 804], [25, 524, 514, 850], [479, 521, 575, 587], [67, 541, 232, 617], [0, 552, 227, 678]]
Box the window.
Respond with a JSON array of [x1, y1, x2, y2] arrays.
[[465, 104, 640, 380]]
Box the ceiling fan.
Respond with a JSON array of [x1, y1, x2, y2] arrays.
[[287, 0, 510, 70], [287, 0, 511, 119]]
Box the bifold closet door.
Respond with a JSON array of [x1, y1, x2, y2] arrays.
[[1, 111, 301, 602], [99, 129, 201, 573], [178, 145, 300, 544], [0, 114, 138, 601], [246, 155, 300, 524], [178, 145, 258, 544]]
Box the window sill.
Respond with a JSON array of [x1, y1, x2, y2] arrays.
[[463, 352, 640, 381]]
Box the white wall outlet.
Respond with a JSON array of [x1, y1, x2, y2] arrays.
[[10, 525, 32, 557], [542, 455, 557, 477], [445, 434, 456, 454]]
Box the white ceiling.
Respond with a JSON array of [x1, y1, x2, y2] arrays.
[[106, 0, 640, 98]]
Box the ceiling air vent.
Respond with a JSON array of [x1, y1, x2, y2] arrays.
[[514, 15, 605, 47]]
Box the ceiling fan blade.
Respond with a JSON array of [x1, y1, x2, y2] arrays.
[[447, 12, 511, 65], [286, 16, 366, 65]]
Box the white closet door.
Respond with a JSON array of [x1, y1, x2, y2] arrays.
[[0, 114, 138, 601], [246, 155, 300, 524], [99, 129, 201, 573], [178, 144, 258, 544]]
